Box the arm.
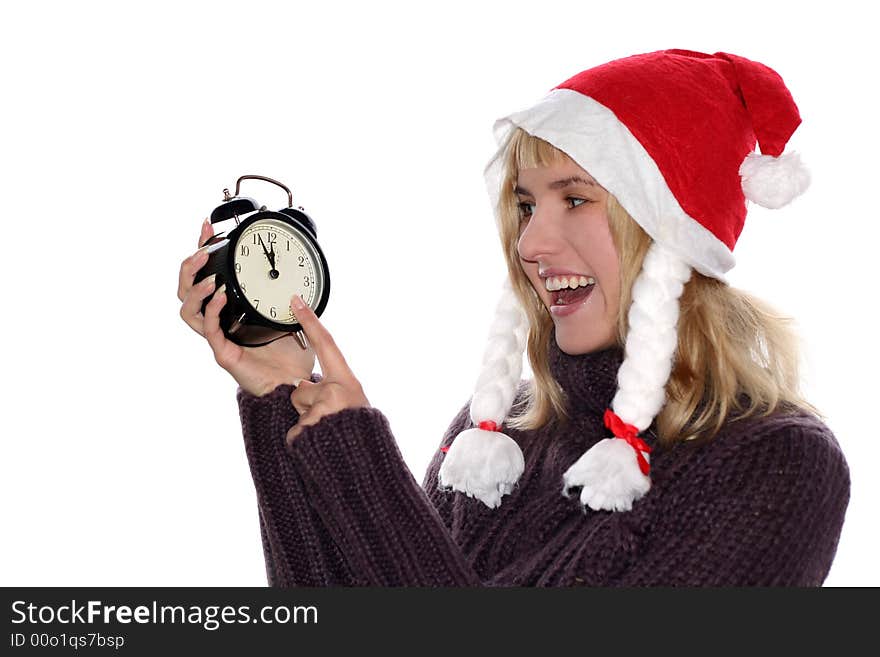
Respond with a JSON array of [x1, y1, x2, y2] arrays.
[[241, 378, 482, 587], [611, 414, 851, 586], [238, 376, 366, 586], [283, 403, 483, 586], [245, 292, 481, 586]]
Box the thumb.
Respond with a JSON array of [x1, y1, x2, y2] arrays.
[[290, 378, 317, 415], [290, 378, 315, 402]]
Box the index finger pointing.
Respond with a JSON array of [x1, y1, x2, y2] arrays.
[[291, 295, 352, 377]]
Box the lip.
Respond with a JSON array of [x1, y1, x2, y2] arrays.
[[539, 267, 593, 280], [549, 284, 595, 317]]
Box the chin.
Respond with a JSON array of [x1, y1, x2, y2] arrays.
[[554, 327, 617, 356]]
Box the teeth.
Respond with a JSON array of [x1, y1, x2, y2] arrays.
[[544, 275, 595, 292]]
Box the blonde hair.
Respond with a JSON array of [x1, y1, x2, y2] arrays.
[[498, 128, 820, 447]]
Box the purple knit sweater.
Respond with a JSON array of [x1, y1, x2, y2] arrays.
[[236, 340, 850, 586]]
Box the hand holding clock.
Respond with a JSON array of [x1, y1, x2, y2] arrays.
[[178, 218, 316, 396]]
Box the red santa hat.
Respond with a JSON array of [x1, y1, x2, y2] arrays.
[[438, 49, 809, 512]]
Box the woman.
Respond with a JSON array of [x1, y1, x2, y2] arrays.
[[177, 49, 850, 586]]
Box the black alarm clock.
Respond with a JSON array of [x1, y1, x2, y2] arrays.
[[193, 174, 330, 348]]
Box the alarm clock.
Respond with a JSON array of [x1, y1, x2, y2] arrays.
[[193, 174, 330, 348]]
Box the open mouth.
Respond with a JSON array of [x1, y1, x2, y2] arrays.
[[552, 283, 595, 306]]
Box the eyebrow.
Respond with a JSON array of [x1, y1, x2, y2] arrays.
[[514, 176, 598, 196]]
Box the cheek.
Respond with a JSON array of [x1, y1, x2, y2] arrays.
[[600, 255, 621, 315], [599, 250, 621, 315], [522, 263, 542, 293], [575, 216, 620, 307]]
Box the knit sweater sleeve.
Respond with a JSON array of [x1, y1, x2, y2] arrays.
[[238, 381, 482, 587], [238, 376, 364, 586], [613, 413, 851, 586]]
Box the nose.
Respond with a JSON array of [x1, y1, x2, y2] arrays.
[[516, 203, 565, 264]]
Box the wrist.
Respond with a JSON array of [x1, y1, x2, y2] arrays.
[[252, 373, 316, 397], [240, 377, 285, 398], [240, 382, 291, 400]]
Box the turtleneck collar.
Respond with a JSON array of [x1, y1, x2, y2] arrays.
[[547, 336, 624, 419]]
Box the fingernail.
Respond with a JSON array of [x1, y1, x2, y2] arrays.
[[291, 295, 305, 310], [203, 273, 217, 286], [216, 283, 226, 296], [292, 377, 303, 387]]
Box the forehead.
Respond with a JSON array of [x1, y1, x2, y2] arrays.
[[515, 160, 601, 191]]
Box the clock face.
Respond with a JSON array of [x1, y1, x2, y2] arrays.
[[232, 217, 324, 325]]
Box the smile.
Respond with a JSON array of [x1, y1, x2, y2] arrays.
[[550, 284, 595, 317], [544, 274, 595, 292]]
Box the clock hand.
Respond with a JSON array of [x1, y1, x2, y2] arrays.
[[256, 234, 272, 263], [267, 240, 277, 271], [257, 234, 280, 279]]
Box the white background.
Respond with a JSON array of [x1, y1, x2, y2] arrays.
[[2, 0, 876, 586]]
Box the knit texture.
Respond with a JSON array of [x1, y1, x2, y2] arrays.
[[237, 342, 850, 586]]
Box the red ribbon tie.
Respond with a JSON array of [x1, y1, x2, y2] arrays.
[[603, 408, 652, 476], [440, 420, 500, 454]]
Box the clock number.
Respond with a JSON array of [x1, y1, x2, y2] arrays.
[[240, 245, 250, 257], [253, 299, 260, 309], [287, 240, 290, 252], [303, 276, 310, 287], [270, 306, 277, 318], [298, 255, 305, 267], [251, 232, 276, 245], [235, 262, 241, 273]]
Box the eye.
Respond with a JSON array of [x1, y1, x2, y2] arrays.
[[517, 201, 535, 221], [567, 197, 590, 209]]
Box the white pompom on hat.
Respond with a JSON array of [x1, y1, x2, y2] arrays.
[[438, 49, 810, 512]]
